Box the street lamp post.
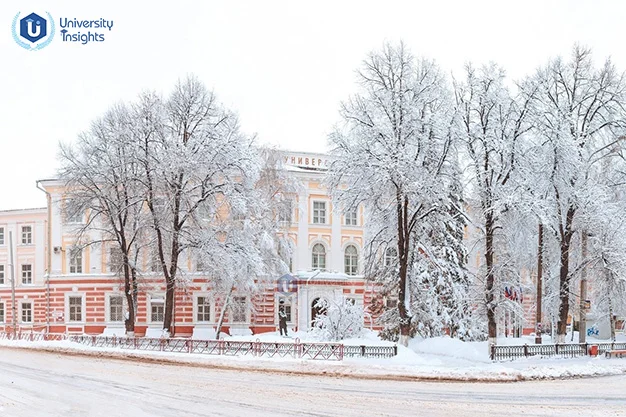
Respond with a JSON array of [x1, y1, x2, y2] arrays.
[[8, 231, 17, 337]]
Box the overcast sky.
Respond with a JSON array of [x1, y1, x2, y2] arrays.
[[2, 0, 626, 210]]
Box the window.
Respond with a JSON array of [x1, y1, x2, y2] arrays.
[[150, 251, 161, 273], [0, 227, 4, 245], [152, 197, 167, 214], [279, 200, 293, 223], [65, 201, 84, 223], [21, 302, 32, 323], [151, 298, 164, 322], [0, 302, 4, 323], [344, 245, 358, 275], [0, 265, 4, 285], [384, 247, 397, 267], [69, 296, 83, 322], [312, 201, 326, 224], [277, 296, 293, 322], [230, 296, 247, 323], [109, 248, 123, 273], [69, 248, 83, 274], [385, 297, 398, 309], [345, 209, 358, 226], [109, 296, 124, 322], [312, 243, 326, 271], [196, 255, 207, 272], [21, 226, 32, 244], [196, 296, 211, 322], [21, 264, 32, 284]]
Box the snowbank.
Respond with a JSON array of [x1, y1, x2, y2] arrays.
[[2, 333, 626, 382]]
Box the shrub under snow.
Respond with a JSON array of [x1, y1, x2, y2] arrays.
[[311, 297, 364, 341]]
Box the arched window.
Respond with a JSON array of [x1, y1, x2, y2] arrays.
[[344, 245, 358, 275], [384, 247, 397, 267], [312, 243, 326, 271]]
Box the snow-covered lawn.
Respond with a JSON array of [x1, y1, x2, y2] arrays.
[[2, 330, 626, 382]]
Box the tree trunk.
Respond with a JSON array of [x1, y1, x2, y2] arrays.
[[123, 261, 135, 336], [535, 223, 543, 344], [397, 195, 411, 347], [556, 206, 575, 343], [484, 212, 497, 346], [215, 286, 234, 340], [119, 235, 135, 336], [608, 270, 616, 342]]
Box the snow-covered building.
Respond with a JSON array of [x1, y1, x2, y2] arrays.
[[0, 152, 380, 337], [1, 150, 603, 339]]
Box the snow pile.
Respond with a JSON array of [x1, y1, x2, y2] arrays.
[[3, 332, 626, 382], [410, 336, 490, 364], [191, 327, 217, 340]]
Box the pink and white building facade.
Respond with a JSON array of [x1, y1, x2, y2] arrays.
[[0, 152, 384, 337]]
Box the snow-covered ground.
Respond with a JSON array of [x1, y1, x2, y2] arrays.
[[1, 347, 625, 417], [2, 330, 626, 382]]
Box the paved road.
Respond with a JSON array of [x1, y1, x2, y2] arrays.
[[0, 348, 624, 417]]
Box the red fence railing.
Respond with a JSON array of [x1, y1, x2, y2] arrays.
[[0, 332, 398, 361]]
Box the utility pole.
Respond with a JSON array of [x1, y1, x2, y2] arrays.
[[535, 224, 543, 344], [579, 232, 588, 344], [8, 231, 17, 337]]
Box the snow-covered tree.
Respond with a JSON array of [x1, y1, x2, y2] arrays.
[[206, 148, 295, 339], [311, 297, 364, 341], [135, 76, 258, 335], [525, 45, 626, 342], [453, 63, 535, 345], [327, 42, 455, 346], [58, 103, 148, 335]]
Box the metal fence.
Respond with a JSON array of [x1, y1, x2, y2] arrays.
[[491, 342, 626, 361], [343, 344, 397, 358], [0, 332, 397, 361], [67, 335, 347, 360], [0, 332, 65, 342]]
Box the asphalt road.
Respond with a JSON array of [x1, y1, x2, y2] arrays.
[[0, 348, 624, 417]]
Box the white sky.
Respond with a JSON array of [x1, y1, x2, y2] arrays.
[[2, 0, 626, 210]]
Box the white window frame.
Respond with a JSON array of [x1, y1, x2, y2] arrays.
[[344, 244, 358, 276], [276, 294, 294, 324], [69, 248, 83, 274], [279, 199, 293, 223], [65, 200, 84, 224], [0, 264, 4, 285], [109, 247, 123, 274], [21, 264, 33, 284], [230, 296, 249, 324], [312, 201, 327, 224], [67, 295, 84, 322], [0, 226, 4, 245], [196, 254, 207, 273], [21, 301, 32, 323], [106, 294, 125, 323], [194, 294, 213, 323], [311, 243, 327, 271], [21, 225, 32, 245], [344, 208, 358, 226], [148, 295, 165, 323], [150, 251, 161, 273], [384, 296, 398, 309], [384, 247, 397, 267]]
